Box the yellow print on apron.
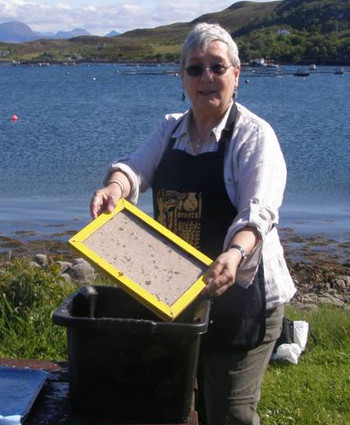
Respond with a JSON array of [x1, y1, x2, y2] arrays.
[[156, 189, 202, 249]]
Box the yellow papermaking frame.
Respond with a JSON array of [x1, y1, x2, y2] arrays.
[[68, 199, 213, 321]]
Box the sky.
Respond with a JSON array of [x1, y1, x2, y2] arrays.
[[0, 0, 273, 36]]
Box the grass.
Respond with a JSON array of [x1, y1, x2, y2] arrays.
[[259, 306, 350, 424], [0, 257, 75, 359], [0, 257, 349, 423]]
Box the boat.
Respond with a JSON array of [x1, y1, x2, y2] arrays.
[[250, 58, 266, 68], [165, 69, 180, 76], [309, 64, 317, 71], [334, 67, 345, 75], [266, 62, 280, 69], [294, 69, 310, 77]]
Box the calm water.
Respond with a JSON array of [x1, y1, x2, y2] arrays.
[[0, 63, 349, 241]]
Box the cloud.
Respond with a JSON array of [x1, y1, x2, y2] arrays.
[[0, 0, 233, 35], [56, 3, 72, 10]]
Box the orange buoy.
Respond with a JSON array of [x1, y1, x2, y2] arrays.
[[11, 114, 18, 121]]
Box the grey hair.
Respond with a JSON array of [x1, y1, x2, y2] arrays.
[[180, 23, 240, 69]]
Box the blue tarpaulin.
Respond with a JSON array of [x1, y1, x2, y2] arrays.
[[0, 366, 47, 424]]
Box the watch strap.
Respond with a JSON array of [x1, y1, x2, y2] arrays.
[[228, 244, 247, 261]]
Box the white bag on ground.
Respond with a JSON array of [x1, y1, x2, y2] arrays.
[[273, 343, 302, 364], [293, 320, 309, 352], [271, 320, 310, 364]]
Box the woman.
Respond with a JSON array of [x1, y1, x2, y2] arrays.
[[91, 23, 296, 425]]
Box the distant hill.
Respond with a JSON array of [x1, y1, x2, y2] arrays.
[[0, 21, 92, 42], [112, 0, 350, 64], [105, 30, 121, 37], [0, 21, 36, 43], [274, 0, 350, 31], [233, 0, 350, 36], [53, 28, 91, 39], [0, 0, 349, 65]]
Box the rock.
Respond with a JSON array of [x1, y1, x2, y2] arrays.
[[56, 261, 72, 274], [34, 254, 48, 267], [333, 276, 350, 289], [74, 258, 87, 265], [69, 258, 95, 282], [60, 273, 72, 283], [301, 293, 318, 304], [334, 279, 346, 290], [315, 282, 331, 291], [318, 296, 346, 308]]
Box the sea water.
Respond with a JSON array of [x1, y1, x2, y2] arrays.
[[0, 63, 349, 240]]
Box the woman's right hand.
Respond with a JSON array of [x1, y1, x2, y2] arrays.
[[90, 184, 122, 219]]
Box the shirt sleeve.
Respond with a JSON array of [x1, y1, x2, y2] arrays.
[[103, 114, 182, 203], [223, 112, 287, 287]]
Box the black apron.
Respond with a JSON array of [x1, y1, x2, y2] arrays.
[[152, 104, 266, 351]]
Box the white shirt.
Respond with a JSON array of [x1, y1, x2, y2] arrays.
[[106, 102, 296, 309]]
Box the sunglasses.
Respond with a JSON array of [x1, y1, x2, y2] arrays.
[[185, 63, 233, 77]]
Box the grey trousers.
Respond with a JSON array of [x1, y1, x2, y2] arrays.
[[199, 305, 285, 425]]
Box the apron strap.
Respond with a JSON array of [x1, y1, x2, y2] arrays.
[[218, 102, 238, 152]]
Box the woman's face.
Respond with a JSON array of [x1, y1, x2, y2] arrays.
[[181, 40, 240, 118]]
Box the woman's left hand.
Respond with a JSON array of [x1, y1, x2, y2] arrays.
[[203, 250, 242, 298]]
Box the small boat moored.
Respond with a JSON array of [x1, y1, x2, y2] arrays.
[[309, 64, 317, 71], [334, 67, 345, 75], [294, 69, 310, 77]]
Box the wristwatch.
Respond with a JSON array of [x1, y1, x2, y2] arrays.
[[228, 244, 247, 262]]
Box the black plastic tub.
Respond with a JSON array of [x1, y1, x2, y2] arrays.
[[53, 285, 210, 423]]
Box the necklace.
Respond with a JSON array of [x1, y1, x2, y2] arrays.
[[193, 138, 202, 148], [191, 137, 205, 152], [189, 119, 209, 150]]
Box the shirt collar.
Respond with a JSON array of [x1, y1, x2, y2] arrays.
[[171, 110, 190, 140], [172, 101, 234, 143]]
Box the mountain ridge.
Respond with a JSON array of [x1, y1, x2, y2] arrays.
[[0, 21, 36, 43], [0, 21, 119, 42], [0, 0, 349, 65]]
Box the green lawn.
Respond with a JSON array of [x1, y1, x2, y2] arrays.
[[259, 306, 350, 424]]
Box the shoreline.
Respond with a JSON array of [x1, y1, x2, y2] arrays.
[[0, 225, 349, 310], [1, 224, 349, 310], [0, 199, 349, 264], [1, 226, 349, 263], [1, 195, 349, 309], [2, 60, 350, 68]]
